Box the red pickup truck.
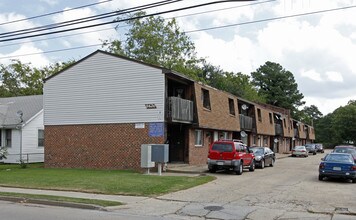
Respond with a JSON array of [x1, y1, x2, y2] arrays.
[[207, 139, 255, 175]]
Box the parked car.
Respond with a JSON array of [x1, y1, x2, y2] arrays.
[[319, 153, 356, 183], [250, 147, 275, 168], [207, 139, 255, 175], [315, 143, 324, 153], [291, 146, 308, 157], [333, 145, 356, 162], [305, 144, 317, 155]]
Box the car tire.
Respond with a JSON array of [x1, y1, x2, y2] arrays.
[[249, 160, 255, 172], [236, 162, 243, 175], [313, 152, 316, 155], [318, 175, 324, 181], [291, 155, 296, 157], [261, 160, 265, 169], [270, 159, 275, 167], [352, 179, 356, 183]]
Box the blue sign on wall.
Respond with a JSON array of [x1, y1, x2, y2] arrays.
[[149, 122, 164, 137]]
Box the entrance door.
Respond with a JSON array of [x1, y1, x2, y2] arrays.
[[167, 124, 186, 162]]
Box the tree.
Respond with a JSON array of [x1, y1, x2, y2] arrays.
[[331, 103, 356, 145], [251, 61, 305, 117], [103, 11, 201, 71], [0, 60, 74, 98], [299, 105, 323, 125]]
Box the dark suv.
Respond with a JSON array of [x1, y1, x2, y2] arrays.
[[207, 140, 255, 175], [305, 144, 317, 155]]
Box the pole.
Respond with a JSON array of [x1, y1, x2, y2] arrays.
[[158, 163, 162, 176]]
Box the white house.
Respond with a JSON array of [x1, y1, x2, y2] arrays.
[[0, 95, 44, 163]]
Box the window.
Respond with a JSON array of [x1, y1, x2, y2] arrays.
[[222, 132, 228, 139], [38, 129, 44, 147], [228, 98, 235, 115], [257, 108, 262, 122], [269, 113, 272, 124], [253, 135, 256, 145], [5, 129, 11, 148], [283, 119, 286, 128], [195, 130, 203, 146], [201, 88, 211, 110], [263, 136, 268, 146]]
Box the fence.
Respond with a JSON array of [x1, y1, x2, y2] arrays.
[[0, 153, 44, 164]]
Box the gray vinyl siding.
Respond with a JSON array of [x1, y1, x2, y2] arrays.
[[44, 52, 165, 125]]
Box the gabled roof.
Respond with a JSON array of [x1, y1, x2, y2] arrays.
[[0, 95, 43, 128], [44, 50, 170, 82]]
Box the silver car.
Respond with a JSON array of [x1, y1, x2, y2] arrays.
[[292, 146, 308, 157]]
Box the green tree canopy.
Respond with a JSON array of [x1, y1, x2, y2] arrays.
[[331, 102, 356, 145], [103, 11, 201, 72], [299, 105, 323, 125], [0, 60, 73, 98], [251, 61, 305, 117]]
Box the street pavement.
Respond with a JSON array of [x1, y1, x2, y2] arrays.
[[1, 150, 355, 220]]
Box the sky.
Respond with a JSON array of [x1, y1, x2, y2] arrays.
[[1, 0, 356, 116]]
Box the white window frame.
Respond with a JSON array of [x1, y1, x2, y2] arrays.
[[195, 130, 203, 146], [38, 129, 44, 148]]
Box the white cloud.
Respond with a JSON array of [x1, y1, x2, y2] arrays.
[[0, 44, 50, 67], [301, 69, 322, 82], [326, 71, 343, 82], [51, 7, 118, 46], [0, 13, 37, 32]]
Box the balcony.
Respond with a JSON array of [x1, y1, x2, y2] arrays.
[[275, 124, 283, 136], [167, 97, 193, 123], [240, 114, 253, 131]]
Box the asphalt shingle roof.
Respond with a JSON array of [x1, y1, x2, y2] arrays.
[[0, 95, 43, 127]]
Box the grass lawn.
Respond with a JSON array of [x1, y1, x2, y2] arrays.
[[0, 164, 214, 196]]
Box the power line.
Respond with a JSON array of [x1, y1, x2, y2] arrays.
[[0, 0, 113, 26], [0, 0, 271, 48], [0, 44, 102, 60], [185, 4, 356, 33], [171, 0, 275, 19], [2, 2, 355, 60], [0, 0, 182, 38], [0, 0, 255, 43]]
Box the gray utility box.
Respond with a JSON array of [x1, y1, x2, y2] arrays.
[[151, 144, 169, 163], [141, 144, 155, 168]]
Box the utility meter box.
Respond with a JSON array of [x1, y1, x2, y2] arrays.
[[151, 144, 169, 163], [141, 144, 155, 168]]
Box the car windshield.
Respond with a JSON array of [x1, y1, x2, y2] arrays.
[[334, 148, 356, 155], [295, 146, 305, 150], [325, 154, 353, 163], [251, 148, 264, 156], [212, 143, 233, 152]]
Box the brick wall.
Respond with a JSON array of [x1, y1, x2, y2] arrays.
[[188, 128, 210, 165], [44, 123, 164, 170]]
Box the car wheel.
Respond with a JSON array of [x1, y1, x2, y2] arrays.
[[313, 152, 316, 155], [291, 155, 296, 157], [261, 160, 265, 169], [236, 163, 243, 175], [352, 179, 356, 183], [249, 160, 255, 172], [270, 159, 275, 167], [318, 175, 324, 181]]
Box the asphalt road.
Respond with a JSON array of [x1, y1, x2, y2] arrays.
[[2, 151, 356, 220]]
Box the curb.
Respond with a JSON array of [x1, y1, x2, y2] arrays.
[[0, 196, 107, 211]]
